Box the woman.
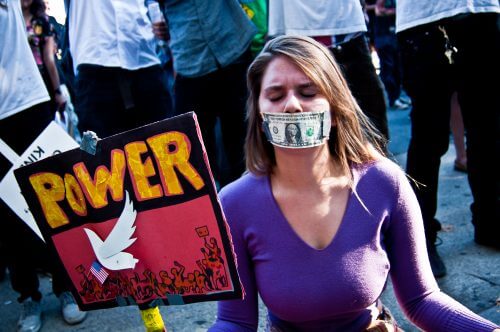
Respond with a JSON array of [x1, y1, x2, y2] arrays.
[[22, 0, 66, 113], [209, 36, 499, 331]]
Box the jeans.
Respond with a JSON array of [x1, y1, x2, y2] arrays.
[[375, 32, 402, 106], [398, 13, 500, 243]]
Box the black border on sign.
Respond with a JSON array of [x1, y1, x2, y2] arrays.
[[14, 112, 243, 310]]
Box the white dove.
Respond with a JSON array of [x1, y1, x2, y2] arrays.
[[84, 191, 139, 271]]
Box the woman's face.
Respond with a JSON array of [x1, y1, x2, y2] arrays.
[[21, 0, 33, 10], [259, 56, 330, 115]]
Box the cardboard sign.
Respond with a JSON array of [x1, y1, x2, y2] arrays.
[[0, 122, 79, 240], [14, 113, 243, 310]]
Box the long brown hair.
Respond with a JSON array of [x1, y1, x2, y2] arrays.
[[28, 0, 47, 17], [245, 35, 385, 177]]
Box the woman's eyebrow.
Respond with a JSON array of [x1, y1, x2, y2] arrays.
[[262, 85, 283, 93], [262, 81, 316, 94], [298, 82, 316, 89]]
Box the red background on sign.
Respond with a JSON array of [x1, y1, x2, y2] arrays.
[[52, 195, 233, 303]]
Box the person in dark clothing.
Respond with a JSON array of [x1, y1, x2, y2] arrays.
[[396, 1, 500, 278]]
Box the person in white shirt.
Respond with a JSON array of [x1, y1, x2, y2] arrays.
[[64, 0, 173, 138], [0, 1, 86, 331]]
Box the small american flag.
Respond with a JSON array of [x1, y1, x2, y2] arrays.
[[90, 261, 109, 284]]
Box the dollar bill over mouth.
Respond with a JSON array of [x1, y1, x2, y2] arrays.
[[261, 111, 331, 149]]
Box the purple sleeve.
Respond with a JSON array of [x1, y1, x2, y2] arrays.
[[386, 169, 499, 331], [208, 192, 260, 331]]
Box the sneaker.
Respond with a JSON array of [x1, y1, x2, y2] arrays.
[[390, 98, 410, 110], [427, 244, 447, 278], [397, 95, 412, 106], [17, 299, 42, 332], [59, 291, 87, 325]]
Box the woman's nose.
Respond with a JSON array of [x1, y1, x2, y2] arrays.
[[283, 94, 303, 113]]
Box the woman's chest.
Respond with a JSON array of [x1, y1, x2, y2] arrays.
[[275, 187, 350, 250], [252, 235, 390, 322]]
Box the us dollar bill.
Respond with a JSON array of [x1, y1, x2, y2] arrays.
[[262, 111, 331, 149]]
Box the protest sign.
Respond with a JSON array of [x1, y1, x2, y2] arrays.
[[14, 113, 243, 310], [0, 122, 79, 240]]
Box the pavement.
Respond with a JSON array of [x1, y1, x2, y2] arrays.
[[0, 105, 499, 331]]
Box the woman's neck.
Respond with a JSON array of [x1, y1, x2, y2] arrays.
[[272, 145, 347, 190], [23, 8, 32, 24]]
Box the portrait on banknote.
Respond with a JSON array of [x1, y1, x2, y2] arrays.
[[285, 123, 302, 144]]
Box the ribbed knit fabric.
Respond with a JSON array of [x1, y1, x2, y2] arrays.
[[209, 159, 499, 331]]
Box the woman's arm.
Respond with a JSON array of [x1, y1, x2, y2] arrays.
[[208, 194, 260, 331], [386, 169, 499, 331], [209, 250, 259, 332], [42, 34, 66, 111]]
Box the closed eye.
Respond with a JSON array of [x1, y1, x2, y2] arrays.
[[268, 94, 283, 102], [263, 88, 284, 102], [301, 91, 317, 98], [298, 82, 319, 98]]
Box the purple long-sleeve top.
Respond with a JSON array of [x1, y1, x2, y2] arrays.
[[209, 159, 498, 331]]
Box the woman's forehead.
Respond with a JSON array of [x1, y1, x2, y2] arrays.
[[261, 56, 312, 87]]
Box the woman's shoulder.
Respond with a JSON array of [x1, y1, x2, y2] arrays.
[[31, 15, 52, 34], [219, 172, 268, 201], [218, 172, 270, 223], [32, 14, 50, 25], [351, 158, 412, 211], [353, 157, 407, 187]]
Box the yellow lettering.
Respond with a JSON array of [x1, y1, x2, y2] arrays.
[[73, 149, 126, 208], [29, 172, 68, 228], [125, 141, 163, 201], [147, 132, 204, 195], [64, 173, 87, 216]]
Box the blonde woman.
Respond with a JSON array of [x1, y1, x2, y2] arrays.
[[209, 36, 499, 331]]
